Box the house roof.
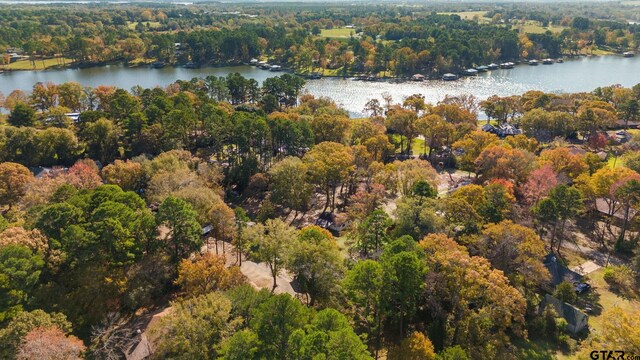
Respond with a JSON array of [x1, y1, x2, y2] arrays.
[[595, 198, 638, 220], [543, 253, 582, 287], [566, 146, 587, 156], [202, 225, 213, 236], [498, 123, 522, 135], [29, 166, 68, 179], [544, 294, 588, 329], [481, 123, 497, 132]]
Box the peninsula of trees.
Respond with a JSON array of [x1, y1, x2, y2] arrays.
[[1, 2, 639, 76]]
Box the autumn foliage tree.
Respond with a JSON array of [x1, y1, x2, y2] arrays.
[[65, 159, 103, 190], [0, 310, 73, 360], [0, 162, 34, 211], [521, 164, 558, 205], [175, 253, 244, 297], [419, 234, 526, 359], [16, 326, 85, 360], [452, 131, 499, 174], [539, 147, 588, 180], [389, 331, 436, 360], [476, 220, 550, 290], [101, 160, 145, 191], [303, 142, 354, 213], [474, 145, 533, 184]]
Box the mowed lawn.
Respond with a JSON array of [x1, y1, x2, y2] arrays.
[[320, 27, 356, 38], [585, 268, 640, 334], [1, 57, 72, 70]]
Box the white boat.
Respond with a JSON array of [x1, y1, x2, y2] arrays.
[[462, 68, 478, 76], [442, 73, 458, 81], [499, 62, 514, 69]]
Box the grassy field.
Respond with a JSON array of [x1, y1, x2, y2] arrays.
[[585, 47, 617, 55], [0, 57, 72, 70], [438, 11, 489, 21], [515, 21, 566, 34], [320, 27, 356, 39], [127, 21, 162, 30], [582, 268, 640, 340]]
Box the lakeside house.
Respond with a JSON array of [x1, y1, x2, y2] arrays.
[[43, 112, 81, 124], [481, 123, 522, 137], [8, 53, 28, 63]]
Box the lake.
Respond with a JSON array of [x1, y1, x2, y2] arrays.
[[1, 55, 639, 117]]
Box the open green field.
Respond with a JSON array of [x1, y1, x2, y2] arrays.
[[127, 21, 162, 30], [0, 57, 72, 70], [320, 27, 356, 38], [516, 21, 567, 34]]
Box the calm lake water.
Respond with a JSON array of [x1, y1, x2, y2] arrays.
[[1, 55, 639, 116]]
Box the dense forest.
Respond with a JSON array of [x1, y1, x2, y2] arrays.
[[0, 68, 639, 359], [1, 2, 639, 76]]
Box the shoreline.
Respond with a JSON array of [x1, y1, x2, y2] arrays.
[[0, 52, 622, 77]]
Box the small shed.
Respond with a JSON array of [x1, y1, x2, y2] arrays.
[[543, 294, 589, 335]]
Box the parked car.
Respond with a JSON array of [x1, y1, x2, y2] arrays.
[[574, 282, 591, 294]]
